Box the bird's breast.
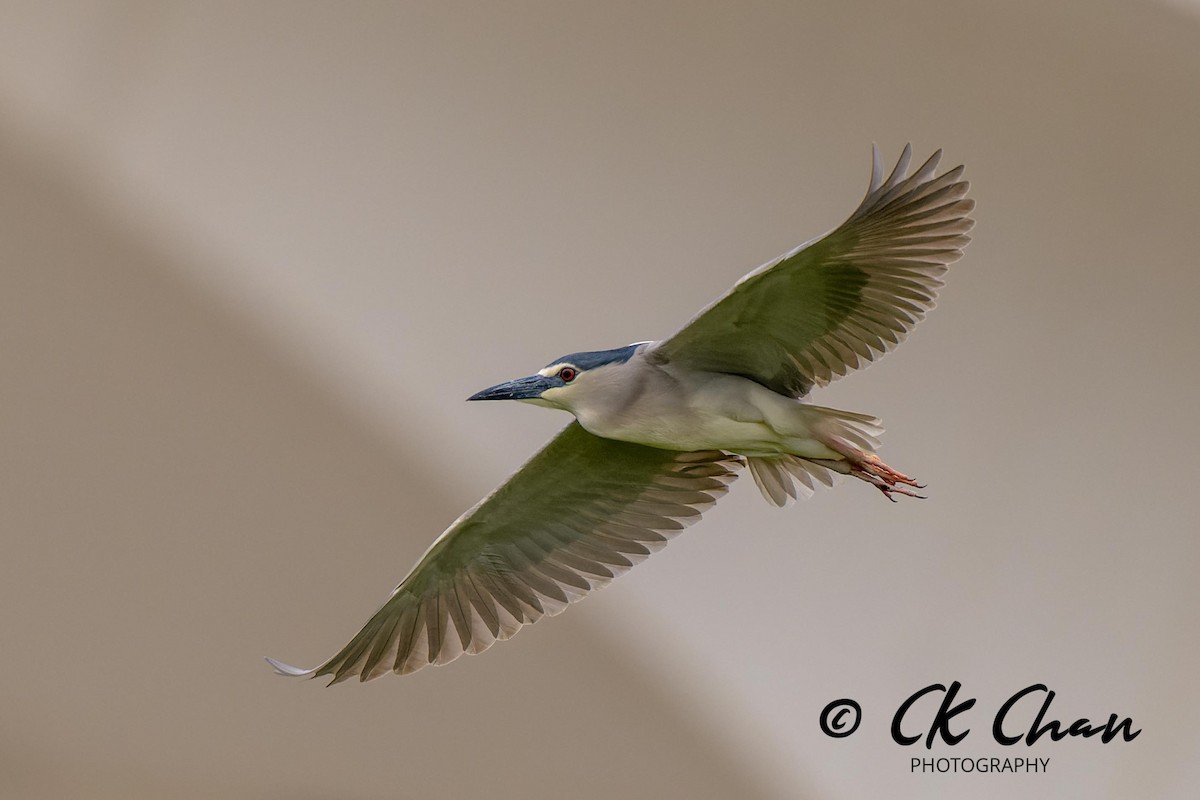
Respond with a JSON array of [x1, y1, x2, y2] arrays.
[[572, 372, 789, 454]]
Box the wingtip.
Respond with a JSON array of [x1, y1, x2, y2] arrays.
[[891, 142, 914, 185], [265, 656, 314, 677], [869, 143, 884, 194]]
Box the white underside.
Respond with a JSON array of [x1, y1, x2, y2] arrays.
[[575, 372, 881, 460]]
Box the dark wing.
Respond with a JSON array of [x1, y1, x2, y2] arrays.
[[648, 145, 974, 397], [267, 422, 741, 683]]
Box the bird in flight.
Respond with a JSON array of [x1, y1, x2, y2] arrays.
[[268, 144, 973, 683]]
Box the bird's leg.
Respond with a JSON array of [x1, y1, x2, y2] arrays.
[[820, 435, 926, 502], [851, 468, 927, 502]]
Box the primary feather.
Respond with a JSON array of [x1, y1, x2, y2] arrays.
[[268, 423, 740, 683], [648, 144, 974, 397]]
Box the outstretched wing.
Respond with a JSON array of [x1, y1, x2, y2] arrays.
[[648, 144, 974, 397], [267, 422, 741, 683]]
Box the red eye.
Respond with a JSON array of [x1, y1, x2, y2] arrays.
[[559, 367, 577, 382]]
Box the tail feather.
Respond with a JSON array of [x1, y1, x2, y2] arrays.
[[748, 455, 842, 507], [748, 406, 886, 506], [784, 455, 839, 488], [810, 407, 882, 451], [748, 457, 801, 506]]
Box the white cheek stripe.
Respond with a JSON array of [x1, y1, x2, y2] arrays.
[[538, 363, 577, 377]]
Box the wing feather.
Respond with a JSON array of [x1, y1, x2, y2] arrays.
[[268, 422, 741, 683], [648, 144, 974, 396]]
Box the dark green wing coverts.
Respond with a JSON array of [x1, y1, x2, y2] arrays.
[[649, 145, 974, 397], [269, 422, 741, 683]]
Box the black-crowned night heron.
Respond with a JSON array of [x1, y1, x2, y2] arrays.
[[268, 144, 973, 683]]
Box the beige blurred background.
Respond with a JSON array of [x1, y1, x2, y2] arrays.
[[2, 1, 1199, 798]]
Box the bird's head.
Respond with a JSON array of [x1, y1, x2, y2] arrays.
[[467, 343, 646, 411]]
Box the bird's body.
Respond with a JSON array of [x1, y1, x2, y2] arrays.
[[269, 144, 974, 683], [564, 349, 863, 461]]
